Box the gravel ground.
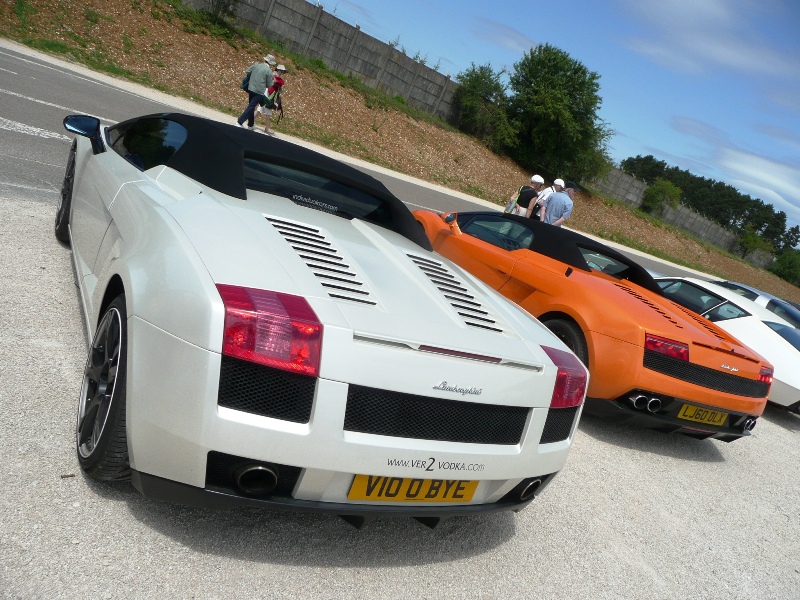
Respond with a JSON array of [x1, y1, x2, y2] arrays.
[[1, 196, 799, 598]]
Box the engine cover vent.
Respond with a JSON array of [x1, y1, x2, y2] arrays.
[[407, 254, 503, 333], [267, 217, 377, 306]]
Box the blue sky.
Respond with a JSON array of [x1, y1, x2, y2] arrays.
[[327, 0, 800, 229]]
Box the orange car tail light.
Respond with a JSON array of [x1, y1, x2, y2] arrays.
[[542, 346, 587, 408], [217, 284, 322, 377], [758, 366, 774, 385], [645, 334, 689, 361]]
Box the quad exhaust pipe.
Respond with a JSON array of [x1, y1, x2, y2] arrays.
[[628, 394, 662, 413], [743, 417, 757, 431], [233, 464, 278, 497]]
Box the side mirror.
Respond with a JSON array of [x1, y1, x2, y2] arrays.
[[63, 114, 105, 154], [441, 212, 461, 235]]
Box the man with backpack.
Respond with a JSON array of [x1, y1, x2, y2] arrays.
[[237, 54, 275, 130]]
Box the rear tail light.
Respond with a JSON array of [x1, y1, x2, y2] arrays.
[[542, 346, 587, 409], [217, 284, 322, 376], [758, 366, 774, 385], [645, 334, 689, 361]]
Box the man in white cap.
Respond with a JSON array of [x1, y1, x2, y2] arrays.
[[538, 178, 564, 224], [237, 54, 276, 129], [542, 180, 576, 227], [506, 174, 545, 218]]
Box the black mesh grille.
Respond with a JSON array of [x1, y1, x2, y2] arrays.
[[344, 385, 529, 444], [643, 350, 769, 398], [217, 355, 316, 422], [205, 451, 302, 497], [539, 406, 579, 444]]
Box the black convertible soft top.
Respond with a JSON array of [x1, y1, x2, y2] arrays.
[[126, 113, 432, 250], [459, 211, 664, 296]]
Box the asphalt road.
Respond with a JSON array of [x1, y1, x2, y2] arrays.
[[1, 38, 799, 599]]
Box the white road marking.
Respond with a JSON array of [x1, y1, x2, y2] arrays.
[[0, 116, 72, 141], [0, 88, 115, 123], [0, 181, 57, 193], [0, 67, 18, 74]]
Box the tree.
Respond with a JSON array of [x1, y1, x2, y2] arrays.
[[620, 155, 667, 185], [452, 64, 518, 153], [641, 178, 681, 214], [770, 248, 800, 286], [778, 225, 800, 254], [507, 43, 612, 180]]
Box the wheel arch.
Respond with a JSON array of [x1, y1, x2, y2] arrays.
[[538, 310, 593, 370], [98, 274, 126, 324]]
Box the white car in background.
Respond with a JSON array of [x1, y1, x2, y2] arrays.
[[56, 112, 588, 528], [713, 280, 800, 329], [656, 277, 800, 414]]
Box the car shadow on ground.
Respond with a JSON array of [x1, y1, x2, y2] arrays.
[[762, 403, 800, 432], [85, 479, 518, 566], [576, 413, 727, 463]]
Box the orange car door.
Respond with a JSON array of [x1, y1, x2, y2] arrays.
[[432, 216, 523, 291]]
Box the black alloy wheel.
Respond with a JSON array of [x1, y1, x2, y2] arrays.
[[543, 318, 589, 368], [55, 140, 76, 243], [76, 295, 131, 481]]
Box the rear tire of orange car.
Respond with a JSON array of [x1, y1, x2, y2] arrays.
[[543, 319, 589, 368]]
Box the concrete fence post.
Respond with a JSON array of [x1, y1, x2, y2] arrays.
[[433, 74, 450, 116], [342, 23, 360, 75], [261, 0, 277, 34], [303, 3, 324, 54]]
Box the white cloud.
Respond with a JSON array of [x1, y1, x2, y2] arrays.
[[621, 0, 800, 80], [718, 148, 800, 224], [473, 18, 535, 56]]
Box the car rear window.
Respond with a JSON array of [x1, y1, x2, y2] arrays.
[[242, 158, 394, 228]]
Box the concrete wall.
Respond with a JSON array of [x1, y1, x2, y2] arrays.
[[228, 0, 458, 121], [592, 168, 742, 255]]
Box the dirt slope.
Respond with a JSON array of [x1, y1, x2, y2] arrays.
[[3, 0, 798, 300]]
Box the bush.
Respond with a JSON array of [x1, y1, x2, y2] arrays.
[[641, 178, 681, 214]]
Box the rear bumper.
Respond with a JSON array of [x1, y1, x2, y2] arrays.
[[131, 469, 557, 526], [584, 392, 759, 442]]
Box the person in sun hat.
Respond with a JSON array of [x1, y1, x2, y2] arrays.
[[257, 63, 287, 136], [237, 54, 276, 130], [542, 180, 576, 227], [506, 174, 545, 218]]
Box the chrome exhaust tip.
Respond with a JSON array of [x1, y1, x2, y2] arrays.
[[646, 397, 662, 413], [743, 417, 757, 431], [629, 394, 649, 410], [519, 478, 543, 502], [233, 464, 278, 497]]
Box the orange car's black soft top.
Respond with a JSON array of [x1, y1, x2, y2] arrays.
[[458, 211, 665, 296]]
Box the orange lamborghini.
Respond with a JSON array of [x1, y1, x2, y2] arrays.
[[414, 210, 773, 442]]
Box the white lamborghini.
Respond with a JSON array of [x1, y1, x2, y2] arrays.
[[57, 113, 588, 527]]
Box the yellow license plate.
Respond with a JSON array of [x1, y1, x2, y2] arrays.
[[347, 475, 478, 503], [677, 404, 728, 426]]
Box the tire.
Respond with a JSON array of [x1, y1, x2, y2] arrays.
[[55, 139, 76, 243], [76, 295, 131, 481], [543, 318, 589, 368]]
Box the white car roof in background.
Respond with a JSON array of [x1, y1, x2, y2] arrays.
[[658, 276, 795, 327]]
